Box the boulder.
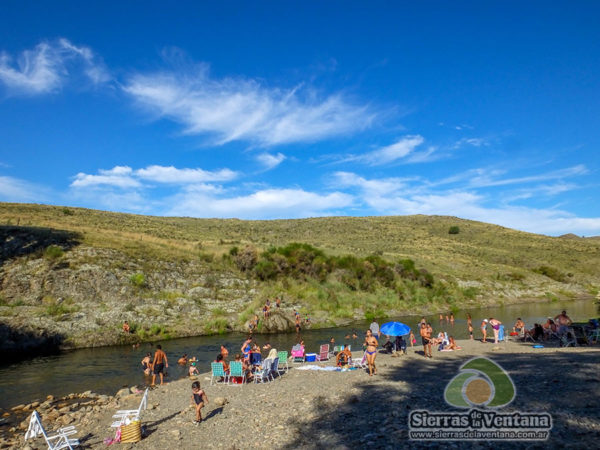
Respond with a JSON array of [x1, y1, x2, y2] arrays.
[[115, 388, 130, 398], [213, 397, 228, 406]]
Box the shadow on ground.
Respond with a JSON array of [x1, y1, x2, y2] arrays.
[[0, 322, 65, 362], [0, 225, 81, 266], [284, 350, 600, 449]]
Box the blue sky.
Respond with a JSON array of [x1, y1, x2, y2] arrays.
[[1, 1, 599, 236]]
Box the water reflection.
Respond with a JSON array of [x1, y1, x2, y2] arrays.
[[0, 298, 596, 409]]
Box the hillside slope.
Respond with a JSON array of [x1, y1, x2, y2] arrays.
[[1, 202, 598, 354]]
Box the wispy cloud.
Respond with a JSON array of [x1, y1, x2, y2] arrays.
[[256, 152, 286, 170], [122, 58, 376, 146], [0, 175, 51, 202], [452, 137, 489, 149], [340, 135, 425, 166], [71, 165, 237, 188], [330, 170, 600, 235], [0, 38, 109, 95]]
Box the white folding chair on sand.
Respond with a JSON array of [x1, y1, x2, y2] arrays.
[[25, 410, 79, 450], [350, 351, 368, 369], [111, 388, 148, 428]]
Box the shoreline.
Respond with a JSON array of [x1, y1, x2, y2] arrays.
[[4, 295, 596, 359], [4, 338, 600, 449]]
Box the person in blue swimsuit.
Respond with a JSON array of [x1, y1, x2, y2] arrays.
[[241, 336, 252, 362], [364, 329, 378, 376]]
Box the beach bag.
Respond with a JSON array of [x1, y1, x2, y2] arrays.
[[120, 420, 142, 443]]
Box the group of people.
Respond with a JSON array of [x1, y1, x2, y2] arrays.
[[516, 310, 573, 341], [419, 319, 462, 358]]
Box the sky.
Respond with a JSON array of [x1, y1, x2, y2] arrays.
[[1, 1, 599, 236]]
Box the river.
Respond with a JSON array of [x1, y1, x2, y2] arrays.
[[0, 298, 597, 409]]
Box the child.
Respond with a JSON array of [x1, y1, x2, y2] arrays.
[[408, 330, 416, 348], [189, 362, 199, 377], [191, 381, 209, 424]]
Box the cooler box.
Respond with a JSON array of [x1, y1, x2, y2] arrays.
[[305, 353, 317, 362]]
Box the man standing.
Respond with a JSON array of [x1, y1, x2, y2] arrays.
[[420, 323, 432, 358], [370, 320, 380, 339], [151, 344, 168, 386], [554, 310, 572, 334]]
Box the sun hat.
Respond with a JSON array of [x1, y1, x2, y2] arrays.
[[483, 319, 488, 322]]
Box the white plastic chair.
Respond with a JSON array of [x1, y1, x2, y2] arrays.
[[111, 388, 148, 428], [254, 358, 273, 383], [25, 411, 79, 449]]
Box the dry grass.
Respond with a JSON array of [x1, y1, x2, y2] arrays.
[[1, 202, 599, 288]]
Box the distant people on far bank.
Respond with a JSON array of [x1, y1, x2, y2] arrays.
[[122, 321, 130, 333]]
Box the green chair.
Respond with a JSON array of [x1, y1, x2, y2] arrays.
[[277, 351, 289, 374]]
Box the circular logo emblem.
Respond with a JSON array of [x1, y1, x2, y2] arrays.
[[444, 357, 515, 408]]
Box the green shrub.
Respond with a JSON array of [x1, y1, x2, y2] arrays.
[[448, 226, 460, 234], [534, 266, 566, 283], [129, 273, 146, 288], [254, 260, 279, 280], [44, 245, 64, 259], [206, 318, 228, 335], [61, 207, 74, 216], [235, 246, 258, 271]]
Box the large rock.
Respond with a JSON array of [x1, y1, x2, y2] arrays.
[[254, 311, 295, 333]]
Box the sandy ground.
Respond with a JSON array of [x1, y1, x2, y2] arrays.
[[8, 338, 600, 449]]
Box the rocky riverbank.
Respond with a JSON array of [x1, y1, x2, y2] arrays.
[[4, 339, 599, 449]]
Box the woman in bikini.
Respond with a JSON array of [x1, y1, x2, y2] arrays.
[[489, 318, 502, 344], [190, 381, 209, 424], [364, 329, 378, 376]]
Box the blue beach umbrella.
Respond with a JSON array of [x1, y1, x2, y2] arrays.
[[380, 321, 411, 336]]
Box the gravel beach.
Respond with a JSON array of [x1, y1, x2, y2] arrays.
[[6, 339, 600, 449]]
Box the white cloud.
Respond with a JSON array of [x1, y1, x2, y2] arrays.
[[256, 152, 286, 170], [167, 188, 353, 219], [339, 135, 426, 166], [0, 39, 109, 95], [71, 166, 140, 188], [135, 165, 237, 183], [0, 175, 50, 202], [70, 164, 237, 188], [330, 171, 600, 236], [123, 62, 375, 146]]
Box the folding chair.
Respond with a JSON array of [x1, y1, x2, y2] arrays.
[[25, 411, 79, 449], [111, 388, 149, 428]]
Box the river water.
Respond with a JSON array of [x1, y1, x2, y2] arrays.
[[1, 298, 597, 409]]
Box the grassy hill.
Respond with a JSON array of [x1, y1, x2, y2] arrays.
[[1, 202, 599, 352]]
